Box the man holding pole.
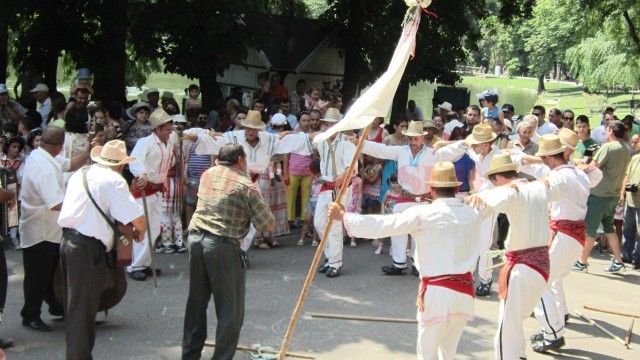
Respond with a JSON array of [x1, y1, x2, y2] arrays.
[[353, 120, 463, 275], [128, 109, 176, 281], [328, 162, 484, 359], [182, 143, 274, 360]]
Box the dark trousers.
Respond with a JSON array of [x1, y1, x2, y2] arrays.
[[21, 240, 63, 322], [61, 230, 107, 360], [0, 242, 7, 312], [182, 231, 246, 360]]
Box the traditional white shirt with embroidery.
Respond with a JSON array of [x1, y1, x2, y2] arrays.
[[129, 132, 178, 184], [439, 141, 506, 192]]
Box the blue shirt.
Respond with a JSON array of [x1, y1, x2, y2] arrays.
[[454, 153, 475, 192]]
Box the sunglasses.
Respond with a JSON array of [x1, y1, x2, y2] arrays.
[[562, 116, 574, 120], [532, 113, 542, 116]]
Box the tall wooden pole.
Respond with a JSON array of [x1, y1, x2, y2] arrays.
[[277, 125, 372, 359]]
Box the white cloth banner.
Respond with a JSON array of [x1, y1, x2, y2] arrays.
[[314, 5, 424, 144]]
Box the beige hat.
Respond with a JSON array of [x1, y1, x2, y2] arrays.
[[535, 134, 566, 156], [503, 119, 513, 131], [161, 91, 174, 99], [402, 120, 427, 136], [557, 128, 579, 150], [321, 108, 341, 122], [90, 140, 136, 166], [30, 83, 49, 93], [148, 109, 174, 129], [241, 110, 266, 130], [466, 124, 497, 145], [172, 114, 187, 124], [437, 101, 453, 112], [484, 154, 519, 178], [426, 162, 462, 188], [126, 102, 151, 119], [422, 119, 436, 129]]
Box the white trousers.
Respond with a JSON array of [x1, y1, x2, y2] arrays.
[[241, 225, 256, 252], [534, 232, 582, 340], [478, 212, 499, 284], [315, 188, 351, 269], [494, 265, 547, 360], [390, 201, 419, 269], [418, 317, 467, 360], [128, 192, 162, 272]]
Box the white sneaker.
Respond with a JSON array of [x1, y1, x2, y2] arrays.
[[374, 246, 382, 255]]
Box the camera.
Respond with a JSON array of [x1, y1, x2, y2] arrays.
[[626, 184, 639, 193]]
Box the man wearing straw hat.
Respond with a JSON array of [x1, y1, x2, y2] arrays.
[[328, 162, 484, 359], [58, 140, 147, 359], [353, 120, 463, 276], [465, 154, 566, 360], [436, 124, 506, 295], [127, 109, 176, 281], [184, 109, 311, 251]]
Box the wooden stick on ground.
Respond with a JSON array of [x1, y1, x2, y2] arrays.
[[308, 312, 417, 324], [140, 189, 158, 288], [625, 318, 635, 348], [203, 341, 315, 359], [584, 305, 640, 319], [277, 125, 372, 360], [575, 310, 631, 349]]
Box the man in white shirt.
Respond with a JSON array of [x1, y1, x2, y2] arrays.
[[128, 109, 176, 281], [466, 154, 565, 360], [30, 83, 51, 127], [328, 162, 484, 359], [533, 105, 558, 136], [19, 126, 90, 332], [591, 111, 615, 146], [58, 140, 146, 359]]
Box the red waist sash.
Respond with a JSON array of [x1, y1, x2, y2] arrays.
[[130, 179, 165, 199], [320, 179, 354, 193], [550, 219, 585, 246], [417, 272, 474, 312], [498, 246, 550, 300]]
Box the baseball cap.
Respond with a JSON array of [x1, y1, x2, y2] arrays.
[[31, 83, 49, 93], [0, 84, 8, 94], [501, 104, 515, 113]]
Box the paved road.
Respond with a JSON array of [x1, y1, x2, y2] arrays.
[[1, 229, 639, 359]]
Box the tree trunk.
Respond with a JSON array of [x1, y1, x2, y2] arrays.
[[42, 55, 58, 94], [93, 0, 128, 103], [199, 74, 223, 110], [0, 0, 8, 84], [391, 78, 409, 119], [339, 0, 365, 104], [623, 10, 640, 56], [537, 75, 545, 93]]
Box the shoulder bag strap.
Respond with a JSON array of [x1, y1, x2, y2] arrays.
[[82, 167, 119, 234]]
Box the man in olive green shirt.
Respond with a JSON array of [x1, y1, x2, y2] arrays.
[[183, 143, 275, 360], [575, 121, 631, 273], [621, 134, 640, 269]]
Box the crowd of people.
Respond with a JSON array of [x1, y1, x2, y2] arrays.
[[0, 67, 638, 359]]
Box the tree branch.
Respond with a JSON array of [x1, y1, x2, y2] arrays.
[[623, 10, 640, 55]]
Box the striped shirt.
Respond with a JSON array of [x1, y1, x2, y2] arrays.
[[187, 143, 211, 179], [189, 165, 274, 239]]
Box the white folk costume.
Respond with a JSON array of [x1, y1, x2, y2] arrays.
[[340, 162, 483, 359], [359, 122, 462, 271], [191, 112, 310, 251], [128, 110, 176, 273], [472, 155, 566, 360], [440, 125, 506, 287], [160, 132, 184, 251], [516, 134, 602, 346]]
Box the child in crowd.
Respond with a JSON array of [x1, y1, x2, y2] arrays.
[[361, 155, 382, 244], [184, 84, 201, 113], [268, 114, 289, 185], [298, 159, 322, 246], [378, 174, 404, 255], [477, 89, 504, 123], [24, 128, 42, 158], [347, 173, 363, 248], [0, 135, 25, 248], [304, 87, 322, 111]]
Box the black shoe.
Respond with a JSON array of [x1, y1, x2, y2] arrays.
[[476, 280, 492, 296], [318, 260, 329, 273], [22, 318, 52, 332], [412, 266, 419, 277], [0, 338, 14, 349], [564, 314, 570, 323], [532, 337, 565, 353], [530, 331, 544, 342], [128, 270, 147, 281], [142, 267, 161, 276], [48, 307, 64, 318], [622, 257, 632, 264], [382, 265, 406, 275], [326, 267, 340, 278]]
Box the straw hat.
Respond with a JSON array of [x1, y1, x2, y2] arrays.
[[321, 108, 341, 123], [241, 110, 266, 130], [466, 124, 497, 145], [426, 162, 462, 188], [148, 109, 174, 129], [90, 140, 136, 166], [422, 119, 436, 129], [484, 154, 519, 178], [437, 101, 452, 112], [161, 91, 174, 99], [535, 134, 566, 157], [557, 128, 579, 150], [126, 102, 151, 119], [402, 121, 427, 136]]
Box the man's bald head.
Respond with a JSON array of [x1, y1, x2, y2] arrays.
[[41, 126, 66, 148]]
